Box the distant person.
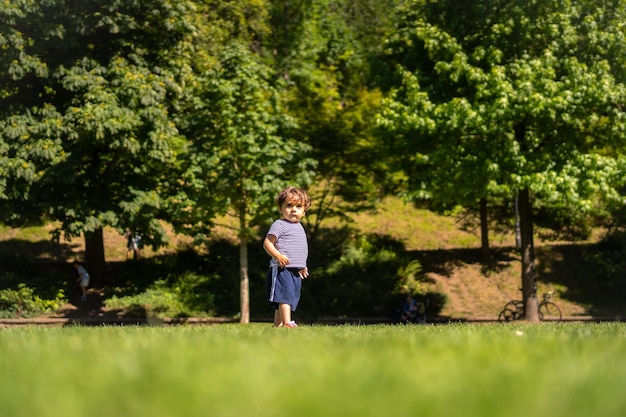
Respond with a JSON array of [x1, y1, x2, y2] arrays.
[[73, 261, 90, 301], [400, 295, 429, 324], [124, 228, 142, 260], [263, 187, 311, 328], [400, 295, 419, 323]]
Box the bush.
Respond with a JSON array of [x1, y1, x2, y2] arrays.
[[104, 273, 216, 318], [304, 233, 438, 318], [0, 281, 66, 318]]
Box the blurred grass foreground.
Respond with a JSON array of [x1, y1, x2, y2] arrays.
[[0, 323, 625, 417]]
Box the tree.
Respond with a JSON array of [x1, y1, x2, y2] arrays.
[[0, 0, 195, 283], [378, 0, 626, 321], [260, 0, 405, 235], [175, 43, 315, 323]]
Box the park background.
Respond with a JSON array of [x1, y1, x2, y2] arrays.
[[1, 195, 624, 323], [2, 0, 626, 323]]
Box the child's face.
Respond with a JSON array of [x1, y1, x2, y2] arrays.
[[280, 199, 306, 223]]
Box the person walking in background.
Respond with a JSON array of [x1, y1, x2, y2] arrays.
[[124, 228, 142, 260], [263, 187, 311, 328], [73, 261, 90, 301]]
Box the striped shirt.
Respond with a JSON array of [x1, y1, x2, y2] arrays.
[[267, 219, 308, 268]]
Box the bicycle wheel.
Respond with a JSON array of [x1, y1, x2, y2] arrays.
[[503, 300, 524, 320], [538, 301, 562, 322], [498, 308, 517, 323], [503, 300, 523, 311]]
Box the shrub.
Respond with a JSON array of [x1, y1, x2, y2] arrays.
[[104, 273, 216, 318], [0, 281, 66, 318], [305, 234, 436, 318]]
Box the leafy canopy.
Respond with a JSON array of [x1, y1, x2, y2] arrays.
[[378, 0, 626, 218], [0, 0, 197, 246]]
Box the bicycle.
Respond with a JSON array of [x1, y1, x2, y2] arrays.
[[498, 291, 562, 322]]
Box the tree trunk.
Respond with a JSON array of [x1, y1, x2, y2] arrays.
[[517, 188, 539, 322], [239, 208, 250, 324], [239, 238, 250, 324], [84, 227, 106, 287], [479, 197, 490, 263]]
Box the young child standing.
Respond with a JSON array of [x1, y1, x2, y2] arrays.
[[73, 261, 90, 301], [263, 187, 311, 328]]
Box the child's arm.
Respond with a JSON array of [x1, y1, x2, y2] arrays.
[[263, 235, 289, 267]]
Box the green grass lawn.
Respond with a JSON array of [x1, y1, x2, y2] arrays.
[[0, 323, 624, 417]]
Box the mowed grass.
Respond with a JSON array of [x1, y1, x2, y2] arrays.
[[0, 323, 625, 417]]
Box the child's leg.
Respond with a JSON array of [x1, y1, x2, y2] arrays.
[[79, 284, 87, 300], [279, 303, 292, 325], [273, 309, 282, 327]]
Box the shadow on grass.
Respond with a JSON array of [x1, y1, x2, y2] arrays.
[[409, 246, 519, 278], [534, 243, 626, 318], [0, 238, 81, 263]]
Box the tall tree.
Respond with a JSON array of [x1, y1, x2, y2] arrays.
[[175, 42, 315, 323], [0, 0, 195, 282], [379, 0, 626, 321]]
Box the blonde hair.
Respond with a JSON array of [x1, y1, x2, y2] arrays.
[[276, 187, 311, 211]]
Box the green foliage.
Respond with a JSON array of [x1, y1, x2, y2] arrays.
[[104, 273, 216, 318], [177, 41, 316, 235], [268, 0, 403, 217], [5, 0, 626, 323], [305, 233, 432, 317], [379, 0, 626, 216], [0, 0, 197, 249], [0, 281, 66, 318], [395, 259, 423, 294], [379, 0, 626, 306]]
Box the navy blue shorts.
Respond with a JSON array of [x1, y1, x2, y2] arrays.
[[267, 267, 302, 311]]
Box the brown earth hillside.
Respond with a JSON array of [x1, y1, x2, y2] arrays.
[[348, 198, 616, 320]]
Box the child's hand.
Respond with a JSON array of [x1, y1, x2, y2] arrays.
[[276, 254, 289, 267], [299, 268, 309, 279]]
